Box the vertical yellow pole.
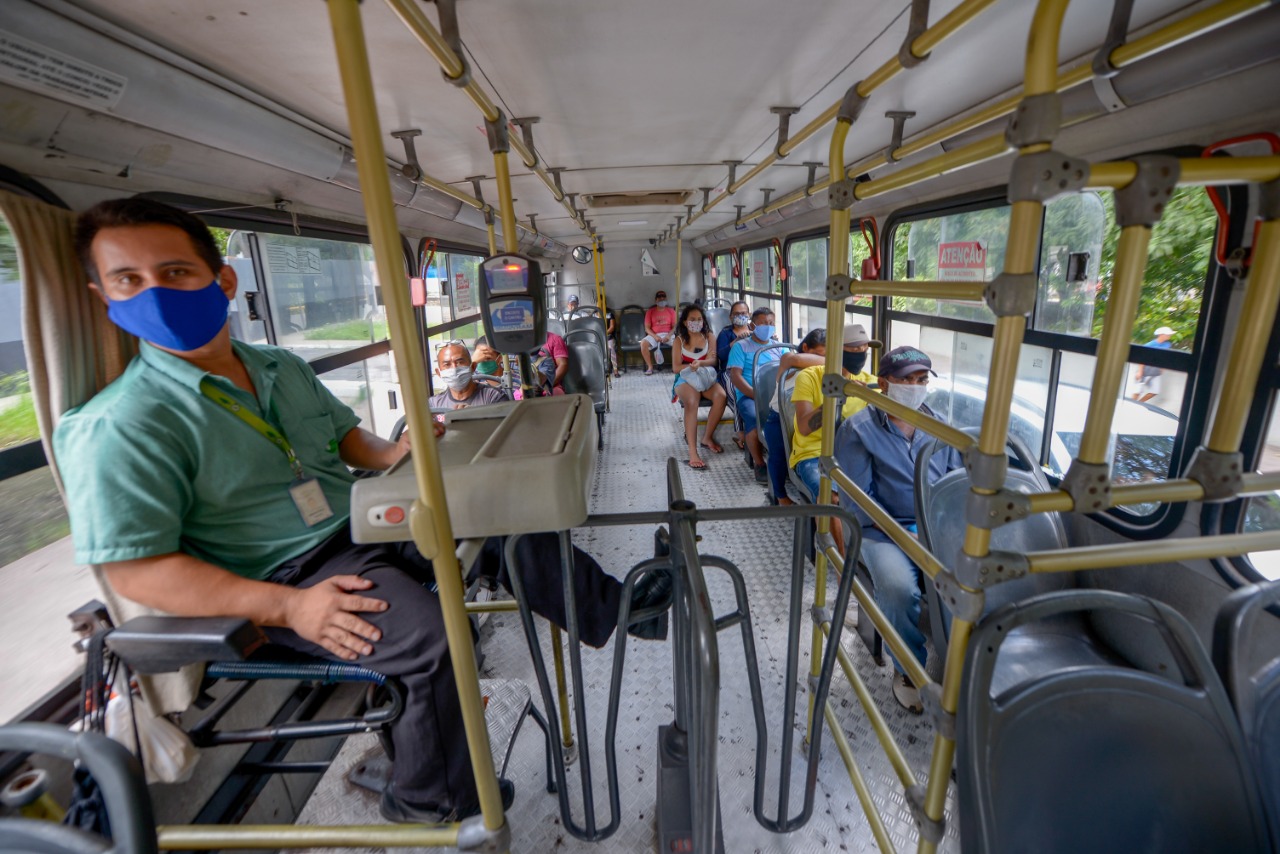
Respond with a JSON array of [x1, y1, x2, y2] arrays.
[[807, 118, 853, 742], [494, 150, 520, 254], [1208, 218, 1280, 452], [922, 3, 1075, 850], [549, 626, 576, 751], [326, 0, 506, 833], [1077, 225, 1151, 462], [486, 219, 498, 256]]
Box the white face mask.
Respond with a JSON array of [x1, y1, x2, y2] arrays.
[[885, 381, 928, 411], [656, 299, 668, 307], [732, 313, 749, 327], [440, 366, 473, 392], [686, 320, 703, 333]]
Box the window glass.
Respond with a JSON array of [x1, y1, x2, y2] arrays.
[[787, 236, 828, 301], [713, 252, 736, 299], [1243, 404, 1280, 580], [791, 304, 874, 345], [849, 225, 875, 280], [0, 217, 38, 452], [257, 233, 386, 361], [702, 256, 715, 304], [445, 252, 481, 320], [1090, 186, 1214, 350], [1052, 351, 1185, 501], [1035, 192, 1106, 336], [222, 231, 268, 345], [419, 244, 452, 329], [314, 350, 400, 440], [892, 206, 1008, 322], [742, 247, 775, 295]]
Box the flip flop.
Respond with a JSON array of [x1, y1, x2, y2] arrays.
[[686, 459, 707, 470], [644, 369, 654, 376], [700, 440, 724, 454], [731, 436, 745, 450]]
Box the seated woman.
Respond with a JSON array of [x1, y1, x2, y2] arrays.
[[671, 304, 728, 469]]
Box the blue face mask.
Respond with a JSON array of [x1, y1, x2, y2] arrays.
[[753, 324, 774, 342], [107, 279, 229, 351]]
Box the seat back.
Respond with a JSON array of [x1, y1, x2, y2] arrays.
[[960, 590, 1271, 854], [568, 306, 600, 318], [567, 313, 609, 366], [915, 432, 1073, 659], [545, 316, 567, 339], [563, 327, 607, 410], [704, 307, 730, 340], [1214, 578, 1280, 849], [750, 342, 794, 402], [775, 366, 811, 501], [618, 305, 646, 352]]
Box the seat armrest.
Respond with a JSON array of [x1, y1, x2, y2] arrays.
[[108, 616, 266, 674]]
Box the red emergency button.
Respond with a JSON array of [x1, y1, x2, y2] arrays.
[[384, 505, 405, 525]]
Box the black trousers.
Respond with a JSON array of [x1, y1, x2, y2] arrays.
[[264, 527, 621, 808]]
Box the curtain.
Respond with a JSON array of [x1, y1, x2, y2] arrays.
[[3, 191, 197, 713]]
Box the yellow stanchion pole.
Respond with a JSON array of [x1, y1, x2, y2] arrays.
[[493, 151, 519, 254], [549, 626, 576, 753], [326, 0, 506, 838]]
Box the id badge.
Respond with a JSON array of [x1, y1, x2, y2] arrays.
[[289, 477, 334, 527]]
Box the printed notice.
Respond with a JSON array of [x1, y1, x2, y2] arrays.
[[937, 240, 988, 282], [454, 271, 475, 314], [0, 29, 127, 109], [266, 244, 322, 275], [491, 301, 534, 333]]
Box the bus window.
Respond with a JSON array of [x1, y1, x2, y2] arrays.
[[787, 235, 827, 302], [713, 252, 737, 302], [221, 230, 268, 345], [1035, 192, 1106, 337], [894, 205, 1008, 323], [1243, 405, 1280, 580], [0, 212, 84, 723], [702, 255, 714, 304]]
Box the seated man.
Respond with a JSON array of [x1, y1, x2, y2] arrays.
[[53, 199, 669, 825], [833, 346, 962, 714], [565, 293, 580, 314], [533, 329, 570, 394], [640, 289, 677, 374], [430, 342, 508, 413], [726, 307, 781, 483], [471, 342, 504, 379]]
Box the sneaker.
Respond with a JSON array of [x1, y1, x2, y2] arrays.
[[380, 778, 515, 823], [892, 672, 923, 715]]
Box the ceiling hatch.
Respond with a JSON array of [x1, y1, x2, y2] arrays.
[[585, 190, 691, 207]]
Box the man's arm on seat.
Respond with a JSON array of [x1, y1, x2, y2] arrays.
[[729, 367, 753, 399], [102, 554, 388, 661]]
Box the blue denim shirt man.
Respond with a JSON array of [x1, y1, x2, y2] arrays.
[[834, 345, 962, 712]]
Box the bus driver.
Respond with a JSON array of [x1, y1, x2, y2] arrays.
[[53, 199, 668, 824]]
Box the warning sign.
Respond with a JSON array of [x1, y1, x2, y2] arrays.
[[454, 271, 474, 314], [938, 241, 987, 282], [0, 30, 127, 109], [753, 259, 765, 286]]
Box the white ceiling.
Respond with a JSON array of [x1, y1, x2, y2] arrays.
[[43, 0, 1216, 244]]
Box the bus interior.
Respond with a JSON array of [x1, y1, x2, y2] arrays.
[[1, 0, 1279, 851]]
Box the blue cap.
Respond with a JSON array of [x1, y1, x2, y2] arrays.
[[878, 346, 937, 378]]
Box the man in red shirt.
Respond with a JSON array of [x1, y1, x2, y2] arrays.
[[641, 289, 677, 375]]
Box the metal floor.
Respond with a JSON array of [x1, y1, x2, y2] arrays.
[[299, 369, 959, 852]]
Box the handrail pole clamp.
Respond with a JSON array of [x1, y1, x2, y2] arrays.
[[810, 604, 832, 628], [1184, 447, 1245, 502], [699, 187, 713, 212], [919, 683, 955, 740], [883, 111, 916, 163], [685, 204, 696, 224], [906, 783, 947, 844], [837, 81, 869, 125], [1060, 459, 1113, 513], [511, 116, 541, 168], [825, 273, 854, 301], [964, 446, 1008, 492], [675, 215, 684, 236], [484, 111, 510, 155], [546, 166, 566, 196], [456, 812, 511, 852], [1008, 151, 1090, 204], [1114, 155, 1181, 227], [1092, 0, 1135, 79], [952, 550, 1028, 592], [432, 0, 473, 90], [391, 129, 424, 180], [966, 489, 1033, 530], [983, 272, 1037, 317], [828, 179, 856, 211], [898, 0, 932, 68], [734, 205, 745, 224], [527, 213, 538, 234], [770, 106, 801, 158], [761, 188, 774, 209], [934, 570, 986, 620], [1006, 93, 1062, 149]]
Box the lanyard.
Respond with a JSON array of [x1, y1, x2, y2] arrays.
[[199, 380, 305, 480]]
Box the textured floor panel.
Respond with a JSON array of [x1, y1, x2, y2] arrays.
[[301, 370, 959, 852]]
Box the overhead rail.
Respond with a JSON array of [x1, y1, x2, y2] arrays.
[[383, 0, 593, 240], [798, 0, 1280, 849], [722, 0, 1273, 230], [675, 0, 998, 239]]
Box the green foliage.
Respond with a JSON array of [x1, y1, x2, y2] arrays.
[[301, 318, 390, 341], [209, 227, 233, 258], [0, 371, 38, 449], [1092, 186, 1215, 346], [0, 218, 17, 282]]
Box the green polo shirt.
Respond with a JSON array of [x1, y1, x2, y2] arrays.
[[54, 340, 361, 580]]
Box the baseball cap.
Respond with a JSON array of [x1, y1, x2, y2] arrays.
[[567, 294, 579, 305], [1155, 326, 1175, 336], [843, 324, 882, 348], [655, 290, 667, 298], [877, 345, 938, 378]]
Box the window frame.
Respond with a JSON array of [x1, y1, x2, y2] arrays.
[[882, 184, 1221, 537], [740, 240, 783, 331]]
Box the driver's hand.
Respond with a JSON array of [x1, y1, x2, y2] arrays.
[[286, 575, 388, 660]]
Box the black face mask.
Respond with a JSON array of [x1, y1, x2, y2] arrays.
[[843, 350, 868, 375]]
